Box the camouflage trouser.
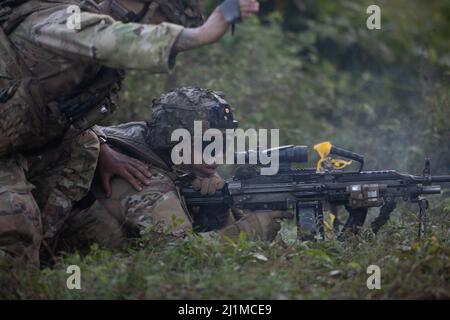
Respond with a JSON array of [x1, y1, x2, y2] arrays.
[[0, 129, 99, 265], [0, 157, 42, 265], [58, 168, 194, 250]]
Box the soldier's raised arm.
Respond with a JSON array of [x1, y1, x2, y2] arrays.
[[13, 0, 259, 71], [173, 0, 259, 52]]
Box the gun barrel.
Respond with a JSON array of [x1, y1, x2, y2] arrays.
[[235, 145, 308, 164], [277, 145, 309, 163], [430, 175, 450, 183], [421, 185, 441, 195]]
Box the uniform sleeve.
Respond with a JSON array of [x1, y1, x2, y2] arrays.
[[14, 5, 184, 72], [90, 125, 106, 139]]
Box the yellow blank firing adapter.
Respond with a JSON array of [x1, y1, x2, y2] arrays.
[[314, 141, 365, 172]]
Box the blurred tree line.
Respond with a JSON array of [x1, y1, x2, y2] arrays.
[[111, 0, 450, 173]]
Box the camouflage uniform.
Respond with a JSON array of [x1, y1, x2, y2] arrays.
[[1, 0, 186, 156], [0, 0, 200, 264], [0, 157, 42, 264], [0, 128, 99, 265], [58, 165, 198, 250]]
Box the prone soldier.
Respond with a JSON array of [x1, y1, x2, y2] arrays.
[[54, 87, 292, 251]]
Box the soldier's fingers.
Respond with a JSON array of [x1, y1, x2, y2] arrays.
[[240, 1, 259, 14], [240, 0, 258, 6], [208, 180, 218, 195], [101, 173, 112, 198], [127, 166, 150, 186], [207, 179, 220, 195], [215, 177, 225, 190], [192, 178, 202, 191], [209, 179, 223, 195], [122, 170, 143, 192], [200, 178, 211, 195], [131, 159, 152, 178], [241, 3, 259, 11], [241, 10, 258, 18], [241, 9, 258, 18]]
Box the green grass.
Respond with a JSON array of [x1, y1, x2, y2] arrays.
[[1, 203, 449, 300]]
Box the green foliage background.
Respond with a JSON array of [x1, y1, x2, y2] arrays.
[[2, 0, 449, 300], [113, 0, 450, 173]]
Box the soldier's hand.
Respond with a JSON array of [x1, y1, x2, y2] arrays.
[[221, 210, 294, 242], [219, 0, 259, 22], [192, 172, 225, 195], [174, 0, 259, 52], [239, 0, 259, 19], [98, 144, 151, 197]]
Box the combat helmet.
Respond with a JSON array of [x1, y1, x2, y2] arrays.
[[146, 87, 238, 150], [110, 0, 204, 27]]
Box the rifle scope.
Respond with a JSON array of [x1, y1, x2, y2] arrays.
[[234, 145, 308, 164]]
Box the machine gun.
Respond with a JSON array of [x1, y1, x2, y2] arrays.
[[182, 142, 450, 240]]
